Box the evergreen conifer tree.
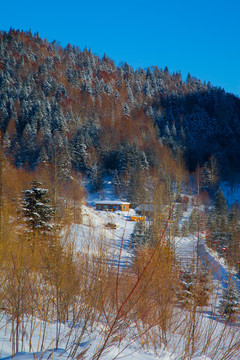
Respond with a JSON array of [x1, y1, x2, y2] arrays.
[[188, 208, 199, 233], [178, 264, 211, 308], [219, 274, 239, 322], [130, 222, 146, 250], [214, 187, 228, 232], [215, 188, 228, 217], [130, 222, 154, 251], [22, 179, 53, 232]]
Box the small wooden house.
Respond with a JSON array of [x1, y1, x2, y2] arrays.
[[95, 200, 130, 212]]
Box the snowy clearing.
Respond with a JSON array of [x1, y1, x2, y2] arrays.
[[1, 179, 240, 360]]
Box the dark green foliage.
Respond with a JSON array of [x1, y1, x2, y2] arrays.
[[197, 264, 212, 306], [211, 187, 229, 232], [130, 221, 155, 251], [178, 264, 211, 307], [174, 204, 183, 224], [228, 201, 240, 232], [208, 231, 231, 259], [215, 188, 228, 217], [0, 29, 240, 182], [22, 179, 53, 232], [89, 164, 103, 192], [112, 170, 122, 199], [207, 192, 240, 269], [188, 208, 199, 233], [219, 274, 239, 322], [178, 268, 194, 307], [130, 222, 146, 249]]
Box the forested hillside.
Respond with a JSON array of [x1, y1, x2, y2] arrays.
[[1, 28, 240, 359], [1, 29, 240, 186]]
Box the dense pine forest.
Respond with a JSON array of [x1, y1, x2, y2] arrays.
[[1, 28, 240, 190]]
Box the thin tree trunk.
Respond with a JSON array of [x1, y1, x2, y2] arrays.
[[11, 317, 15, 356]]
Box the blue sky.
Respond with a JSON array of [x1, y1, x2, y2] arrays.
[[2, 0, 240, 96]]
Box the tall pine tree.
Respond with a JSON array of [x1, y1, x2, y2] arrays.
[[219, 274, 239, 322], [22, 179, 53, 232]]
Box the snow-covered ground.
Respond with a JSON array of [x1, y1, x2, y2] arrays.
[[1, 178, 240, 360], [0, 310, 216, 360], [174, 205, 197, 266], [71, 203, 136, 268]]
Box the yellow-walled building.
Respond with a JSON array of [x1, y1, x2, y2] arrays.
[[95, 201, 130, 211]]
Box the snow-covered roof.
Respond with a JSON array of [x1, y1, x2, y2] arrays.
[[95, 200, 130, 205]]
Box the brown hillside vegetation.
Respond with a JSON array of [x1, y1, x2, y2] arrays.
[[1, 29, 240, 186]]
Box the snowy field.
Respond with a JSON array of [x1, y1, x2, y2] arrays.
[[0, 310, 221, 360], [1, 178, 240, 360], [71, 204, 136, 267]]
